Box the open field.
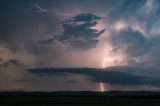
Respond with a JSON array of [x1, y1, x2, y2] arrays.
[[1, 96, 160, 106], [0, 91, 160, 106]]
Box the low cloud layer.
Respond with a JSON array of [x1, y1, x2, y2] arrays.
[[28, 68, 160, 87]]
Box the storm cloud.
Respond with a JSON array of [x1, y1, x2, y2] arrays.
[[40, 13, 106, 49], [110, 28, 149, 57], [28, 68, 160, 87], [1, 0, 160, 91], [1, 0, 160, 68]]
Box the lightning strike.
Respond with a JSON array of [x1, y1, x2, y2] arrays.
[[31, 2, 49, 13], [99, 58, 109, 92], [100, 82, 104, 92]]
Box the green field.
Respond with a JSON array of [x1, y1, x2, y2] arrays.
[[1, 96, 160, 106]]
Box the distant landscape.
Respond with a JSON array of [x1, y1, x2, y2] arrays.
[[1, 91, 160, 106]]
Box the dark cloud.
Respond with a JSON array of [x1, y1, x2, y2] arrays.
[[141, 35, 160, 67], [27, 68, 160, 87], [0, 59, 21, 67], [109, 26, 160, 67], [109, 28, 150, 64], [40, 13, 106, 49]]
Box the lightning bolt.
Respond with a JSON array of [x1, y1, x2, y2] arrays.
[[99, 58, 107, 92], [30, 2, 71, 16], [31, 2, 49, 13], [100, 82, 104, 92]]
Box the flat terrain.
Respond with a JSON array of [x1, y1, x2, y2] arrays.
[[0, 91, 160, 106], [1, 96, 160, 106]]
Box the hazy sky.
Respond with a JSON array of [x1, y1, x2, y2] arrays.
[[1, 0, 160, 91]]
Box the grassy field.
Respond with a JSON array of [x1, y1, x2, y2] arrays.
[[1, 96, 160, 106]]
